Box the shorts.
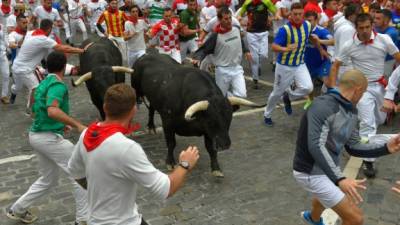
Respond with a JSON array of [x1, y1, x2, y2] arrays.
[[293, 170, 345, 208], [306, 60, 332, 79]]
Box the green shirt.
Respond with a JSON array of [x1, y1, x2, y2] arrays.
[[179, 9, 198, 42], [31, 74, 69, 135]]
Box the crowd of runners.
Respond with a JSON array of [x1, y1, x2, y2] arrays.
[[1, 0, 400, 224]]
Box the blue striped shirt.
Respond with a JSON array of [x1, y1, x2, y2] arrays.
[[274, 21, 312, 67]]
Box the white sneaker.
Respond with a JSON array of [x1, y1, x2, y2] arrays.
[[6, 209, 38, 224]]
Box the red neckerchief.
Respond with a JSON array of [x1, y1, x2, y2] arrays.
[[91, 0, 99, 2], [214, 23, 232, 34], [290, 20, 303, 29], [225, 0, 231, 6], [83, 122, 141, 151], [107, 6, 117, 13], [43, 4, 52, 13], [14, 11, 20, 16], [354, 30, 377, 45], [15, 27, 26, 35], [252, 0, 261, 4], [128, 15, 138, 24], [324, 8, 337, 19], [32, 28, 47, 36], [1, 4, 11, 14]]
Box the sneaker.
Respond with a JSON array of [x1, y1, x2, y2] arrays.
[[264, 117, 273, 127], [1, 96, 10, 104], [253, 79, 259, 89], [362, 161, 376, 178], [9, 93, 16, 104], [282, 92, 292, 115], [6, 209, 38, 224], [301, 211, 325, 225]]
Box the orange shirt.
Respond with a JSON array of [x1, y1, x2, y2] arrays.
[[97, 9, 127, 37]]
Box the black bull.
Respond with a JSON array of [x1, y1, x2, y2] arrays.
[[74, 37, 132, 119], [131, 53, 263, 177]]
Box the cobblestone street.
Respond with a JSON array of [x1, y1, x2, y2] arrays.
[[0, 54, 399, 225]]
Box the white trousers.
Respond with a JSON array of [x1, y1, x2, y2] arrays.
[[0, 54, 10, 97], [264, 63, 313, 118], [357, 82, 386, 163], [180, 38, 198, 60], [11, 132, 88, 222], [158, 48, 182, 64], [70, 18, 88, 43], [127, 49, 146, 68], [11, 71, 39, 108], [247, 31, 269, 81], [215, 65, 246, 98]]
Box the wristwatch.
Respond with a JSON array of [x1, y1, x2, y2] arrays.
[[179, 161, 190, 170]]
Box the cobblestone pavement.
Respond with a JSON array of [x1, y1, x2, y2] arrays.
[[0, 45, 399, 225]]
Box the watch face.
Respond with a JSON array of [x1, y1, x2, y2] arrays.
[[180, 161, 190, 169]]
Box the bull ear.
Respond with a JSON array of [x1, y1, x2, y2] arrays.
[[184, 100, 209, 121]]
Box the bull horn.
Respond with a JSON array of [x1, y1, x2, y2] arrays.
[[184, 100, 209, 121], [71, 72, 92, 87], [228, 96, 265, 107], [112, 66, 134, 73]]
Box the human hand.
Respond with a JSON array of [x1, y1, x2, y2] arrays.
[[338, 178, 367, 204], [178, 146, 200, 171], [64, 125, 73, 134], [76, 124, 87, 133], [387, 134, 400, 153], [285, 44, 297, 52], [245, 52, 253, 63], [319, 49, 330, 60], [392, 180, 400, 195], [381, 99, 396, 113]]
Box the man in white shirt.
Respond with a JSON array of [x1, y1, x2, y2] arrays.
[[0, 23, 10, 104], [8, 14, 28, 62], [66, 0, 88, 43], [86, 0, 107, 36], [9, 19, 85, 111], [328, 13, 400, 178], [124, 5, 149, 67], [6, 2, 25, 33], [68, 83, 200, 225], [32, 0, 63, 36]]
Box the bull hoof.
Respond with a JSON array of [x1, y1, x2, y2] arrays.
[[166, 164, 175, 171], [211, 170, 224, 178]]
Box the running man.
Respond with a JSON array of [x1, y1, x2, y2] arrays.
[[293, 69, 400, 225]]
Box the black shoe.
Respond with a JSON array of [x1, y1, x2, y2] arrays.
[[9, 93, 16, 104], [253, 79, 259, 89], [362, 161, 376, 178], [282, 92, 292, 115]]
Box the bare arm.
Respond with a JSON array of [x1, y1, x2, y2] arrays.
[[180, 24, 199, 37], [47, 100, 86, 132], [326, 60, 342, 88], [53, 44, 84, 54], [271, 43, 295, 53]]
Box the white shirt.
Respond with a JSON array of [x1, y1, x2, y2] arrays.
[[200, 5, 216, 29], [12, 30, 57, 74], [125, 19, 149, 51], [6, 14, 17, 30], [67, 0, 85, 19], [33, 5, 61, 23], [385, 65, 400, 100], [68, 131, 170, 225], [333, 17, 355, 65], [336, 32, 399, 81], [87, 0, 107, 26], [272, 1, 288, 34], [8, 30, 24, 55], [0, 4, 13, 28]]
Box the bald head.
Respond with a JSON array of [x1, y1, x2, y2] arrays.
[[338, 69, 367, 90]]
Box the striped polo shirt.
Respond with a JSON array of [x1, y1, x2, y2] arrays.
[[274, 21, 312, 67], [97, 9, 127, 37]]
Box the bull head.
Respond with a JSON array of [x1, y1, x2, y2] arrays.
[[71, 66, 134, 86]]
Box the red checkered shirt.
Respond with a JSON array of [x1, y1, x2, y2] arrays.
[[151, 18, 180, 51]]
